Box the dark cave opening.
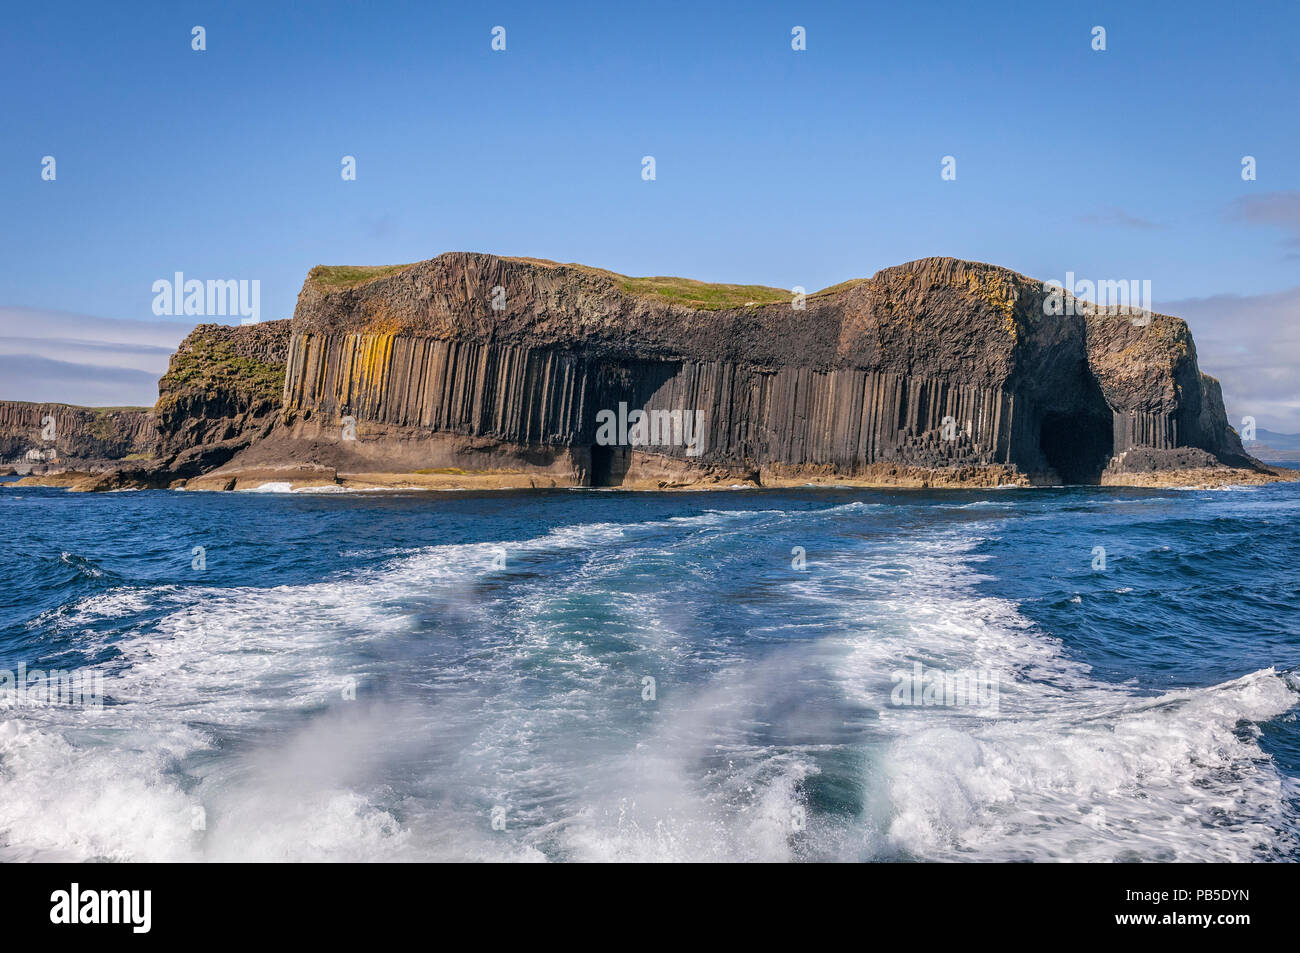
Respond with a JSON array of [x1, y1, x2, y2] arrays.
[[590, 444, 627, 487], [1039, 412, 1113, 484]]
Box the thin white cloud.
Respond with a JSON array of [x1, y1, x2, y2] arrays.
[[1225, 190, 1300, 248], [1164, 287, 1300, 434], [0, 355, 162, 408], [0, 306, 195, 407]]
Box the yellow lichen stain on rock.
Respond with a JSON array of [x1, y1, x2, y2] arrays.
[[954, 269, 1020, 343], [359, 304, 404, 337], [352, 332, 395, 413], [964, 271, 1017, 320]]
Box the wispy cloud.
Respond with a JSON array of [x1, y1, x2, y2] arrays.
[[1225, 190, 1300, 250], [0, 355, 163, 408], [1165, 287, 1300, 434], [0, 307, 193, 407]]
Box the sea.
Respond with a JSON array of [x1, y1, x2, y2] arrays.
[[1, 476, 1297, 862]]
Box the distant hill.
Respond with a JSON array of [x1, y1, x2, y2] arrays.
[[1246, 429, 1300, 463]]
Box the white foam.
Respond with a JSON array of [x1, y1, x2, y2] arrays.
[[2, 506, 1294, 862], [823, 531, 1298, 861]]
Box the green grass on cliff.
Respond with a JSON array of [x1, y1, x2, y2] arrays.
[[85, 413, 124, 443], [509, 256, 865, 309], [617, 276, 794, 310], [309, 255, 867, 310], [618, 275, 871, 310], [157, 335, 285, 406], [309, 264, 417, 291], [808, 278, 869, 299]]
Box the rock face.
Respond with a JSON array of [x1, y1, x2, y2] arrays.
[[0, 401, 155, 468], [47, 321, 291, 490], [8, 253, 1278, 491], [263, 253, 1265, 487], [153, 321, 290, 461]]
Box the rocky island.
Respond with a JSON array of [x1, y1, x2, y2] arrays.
[[3, 253, 1290, 492]]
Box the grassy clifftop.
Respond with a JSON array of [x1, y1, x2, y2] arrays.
[[156, 322, 290, 411], [158, 335, 284, 408], [307, 264, 419, 291], [307, 255, 866, 312], [616, 276, 791, 310]]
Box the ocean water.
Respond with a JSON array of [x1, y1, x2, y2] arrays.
[[1, 478, 1297, 862]]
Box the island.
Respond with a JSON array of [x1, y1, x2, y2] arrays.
[[3, 253, 1289, 492]]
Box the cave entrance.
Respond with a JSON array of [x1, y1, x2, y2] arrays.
[[1039, 412, 1112, 484], [590, 444, 625, 487]]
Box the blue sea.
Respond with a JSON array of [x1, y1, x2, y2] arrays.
[[1, 478, 1297, 862]]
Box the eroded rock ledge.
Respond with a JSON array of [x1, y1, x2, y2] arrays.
[[6, 253, 1291, 492]]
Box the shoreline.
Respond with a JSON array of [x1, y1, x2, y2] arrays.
[[6, 462, 1295, 494]]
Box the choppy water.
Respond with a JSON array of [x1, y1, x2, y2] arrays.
[[1, 478, 1297, 862]]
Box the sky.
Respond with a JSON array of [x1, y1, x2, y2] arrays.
[[1, 0, 1297, 428]]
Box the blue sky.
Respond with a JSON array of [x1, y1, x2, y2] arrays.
[[2, 0, 1298, 426]]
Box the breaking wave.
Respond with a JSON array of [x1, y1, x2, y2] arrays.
[[0, 489, 1296, 861]]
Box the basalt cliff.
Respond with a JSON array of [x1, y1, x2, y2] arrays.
[[5, 253, 1287, 491], [0, 402, 155, 469]]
